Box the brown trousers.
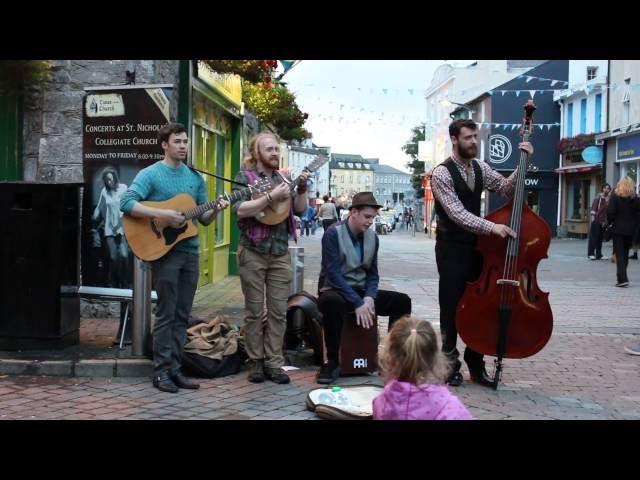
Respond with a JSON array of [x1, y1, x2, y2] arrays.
[[237, 245, 292, 368]]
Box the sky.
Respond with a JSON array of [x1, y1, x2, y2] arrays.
[[280, 60, 474, 173]]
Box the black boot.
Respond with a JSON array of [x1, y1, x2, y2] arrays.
[[153, 371, 179, 393], [445, 357, 463, 387], [171, 372, 200, 390], [464, 349, 494, 388]]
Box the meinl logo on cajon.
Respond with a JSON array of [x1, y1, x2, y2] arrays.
[[340, 313, 378, 375]]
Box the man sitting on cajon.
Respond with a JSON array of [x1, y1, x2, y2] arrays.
[[316, 192, 412, 384]]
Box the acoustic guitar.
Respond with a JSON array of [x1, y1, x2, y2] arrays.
[[255, 155, 329, 225], [123, 178, 271, 261]]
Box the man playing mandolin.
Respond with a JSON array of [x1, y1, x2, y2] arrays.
[[431, 119, 533, 388], [232, 132, 311, 385], [120, 122, 229, 393]]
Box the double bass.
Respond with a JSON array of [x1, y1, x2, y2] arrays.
[[456, 100, 553, 390]]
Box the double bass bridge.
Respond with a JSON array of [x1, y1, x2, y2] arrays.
[[496, 279, 520, 287]]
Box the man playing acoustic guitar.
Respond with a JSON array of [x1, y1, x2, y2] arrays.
[[233, 132, 311, 385], [120, 122, 229, 393]]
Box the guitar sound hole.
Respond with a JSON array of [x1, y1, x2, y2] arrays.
[[163, 225, 188, 245]]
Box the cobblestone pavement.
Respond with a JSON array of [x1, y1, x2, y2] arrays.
[[1, 229, 639, 420]]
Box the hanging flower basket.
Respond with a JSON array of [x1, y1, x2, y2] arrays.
[[242, 82, 311, 142], [556, 133, 596, 154], [202, 60, 277, 84]]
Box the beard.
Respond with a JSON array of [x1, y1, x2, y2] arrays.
[[458, 144, 477, 160], [259, 155, 280, 170]]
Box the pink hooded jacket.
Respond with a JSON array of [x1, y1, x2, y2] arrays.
[[373, 380, 473, 420]]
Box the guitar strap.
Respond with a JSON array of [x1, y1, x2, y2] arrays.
[[187, 166, 249, 187]]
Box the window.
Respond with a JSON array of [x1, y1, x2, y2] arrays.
[[567, 102, 573, 137], [624, 78, 631, 125], [580, 98, 587, 134], [587, 66, 598, 81]]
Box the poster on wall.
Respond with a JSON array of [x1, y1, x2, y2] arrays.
[[81, 85, 173, 288]]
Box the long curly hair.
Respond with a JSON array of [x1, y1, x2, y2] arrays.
[[243, 131, 281, 168], [615, 176, 636, 198], [379, 316, 450, 385], [101, 166, 120, 191]]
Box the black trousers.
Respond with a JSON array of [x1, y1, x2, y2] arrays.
[[613, 234, 632, 283], [318, 289, 411, 364], [435, 240, 484, 373], [587, 221, 604, 258]]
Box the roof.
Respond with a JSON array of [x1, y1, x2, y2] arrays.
[[289, 146, 327, 155], [372, 164, 410, 175], [332, 153, 365, 162]]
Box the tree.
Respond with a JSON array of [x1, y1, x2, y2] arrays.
[[402, 123, 426, 199]]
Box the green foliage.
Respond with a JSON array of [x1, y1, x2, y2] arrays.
[[403, 123, 426, 198]]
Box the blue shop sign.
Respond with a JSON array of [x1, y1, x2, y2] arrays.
[[582, 146, 603, 164], [617, 133, 640, 161]]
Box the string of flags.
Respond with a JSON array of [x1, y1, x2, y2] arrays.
[[475, 122, 561, 131], [516, 74, 569, 87], [297, 83, 421, 96]]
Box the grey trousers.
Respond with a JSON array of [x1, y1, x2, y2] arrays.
[[151, 250, 199, 376], [237, 245, 292, 368]]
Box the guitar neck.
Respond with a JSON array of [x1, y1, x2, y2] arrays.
[[182, 186, 250, 220], [288, 168, 310, 193]]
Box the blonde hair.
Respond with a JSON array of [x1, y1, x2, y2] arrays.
[[379, 316, 450, 385], [615, 176, 636, 198], [243, 131, 281, 168]]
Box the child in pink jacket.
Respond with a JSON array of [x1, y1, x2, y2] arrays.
[[373, 316, 473, 420]]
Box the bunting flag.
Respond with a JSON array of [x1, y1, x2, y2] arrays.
[[474, 122, 560, 129], [278, 60, 299, 73], [517, 74, 569, 87]]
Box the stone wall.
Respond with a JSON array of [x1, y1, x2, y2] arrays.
[[23, 60, 180, 183]]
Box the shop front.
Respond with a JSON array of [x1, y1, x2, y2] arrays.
[[615, 132, 640, 194], [556, 163, 603, 237]]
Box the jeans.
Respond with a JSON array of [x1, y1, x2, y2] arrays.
[[151, 250, 199, 376], [587, 221, 604, 258]]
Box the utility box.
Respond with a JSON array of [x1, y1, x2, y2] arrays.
[[0, 182, 81, 349]]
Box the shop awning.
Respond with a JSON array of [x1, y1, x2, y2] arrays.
[[554, 164, 602, 174]]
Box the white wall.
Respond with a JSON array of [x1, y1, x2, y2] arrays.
[[568, 60, 608, 88], [609, 60, 640, 129], [560, 60, 609, 138]]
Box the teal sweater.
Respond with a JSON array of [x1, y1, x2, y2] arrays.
[[120, 161, 207, 255]]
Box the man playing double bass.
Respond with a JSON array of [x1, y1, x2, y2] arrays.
[[431, 119, 533, 388]]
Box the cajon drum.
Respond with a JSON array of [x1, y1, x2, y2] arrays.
[[339, 312, 378, 375]]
